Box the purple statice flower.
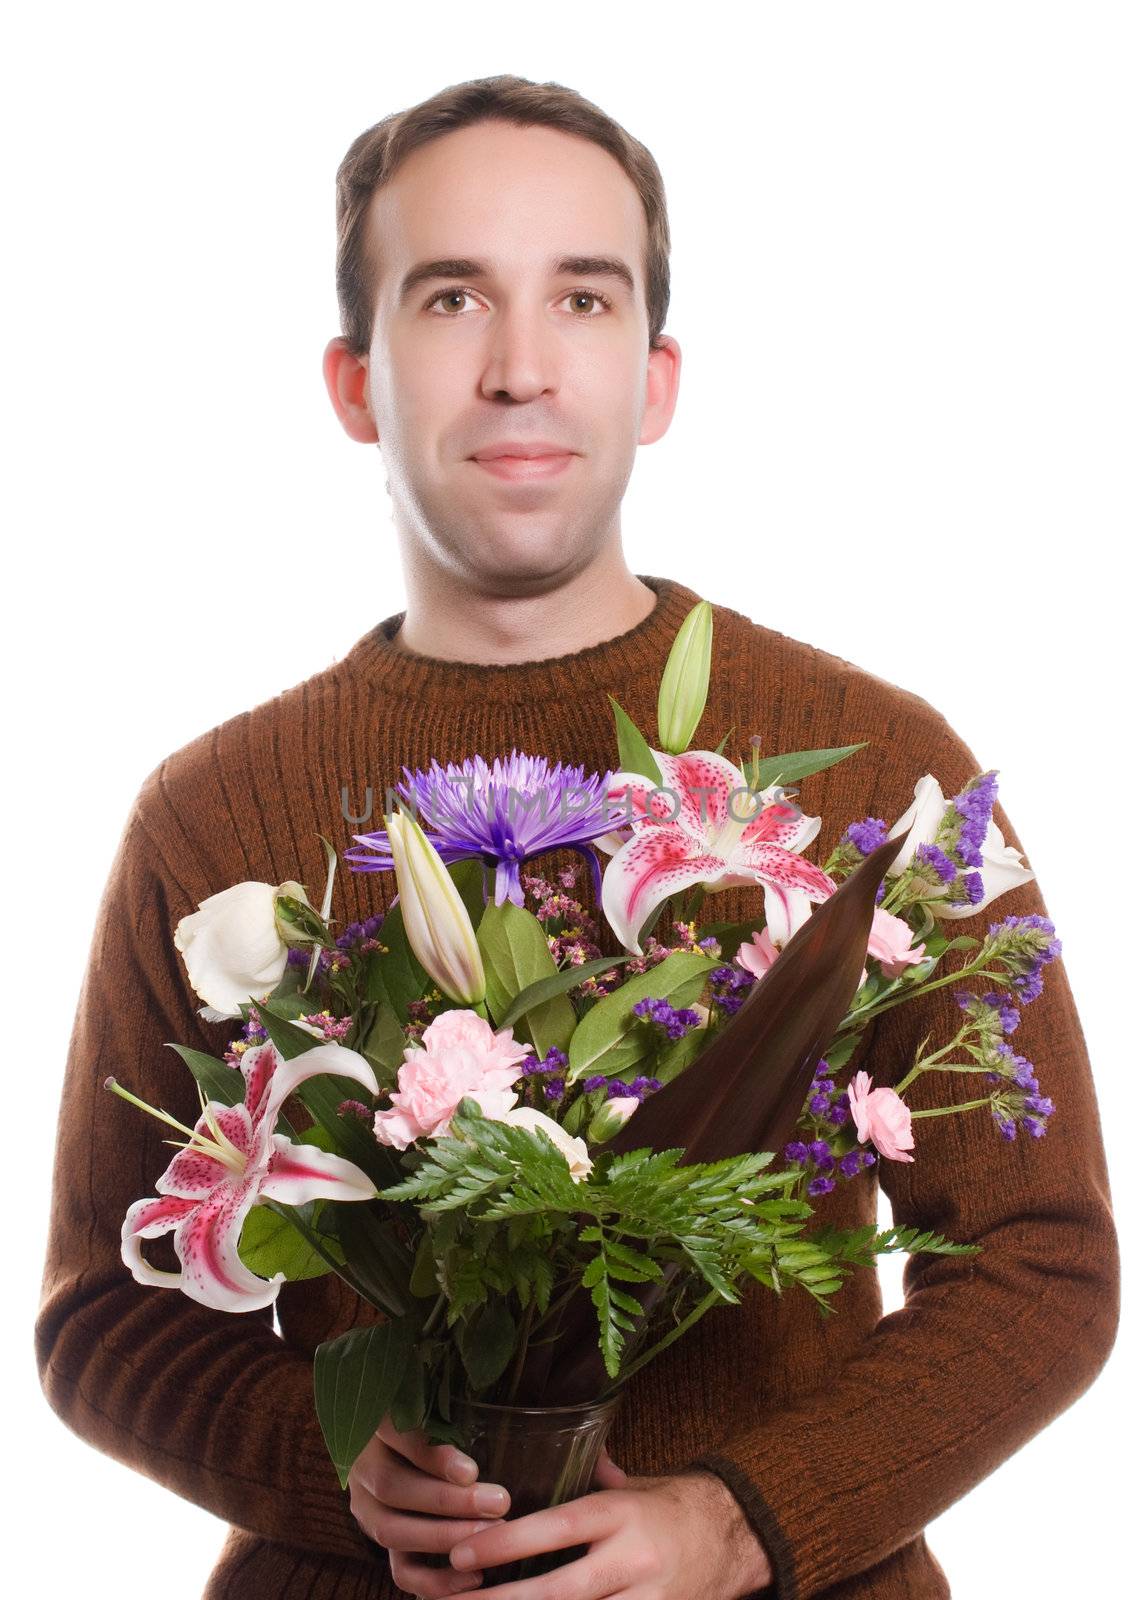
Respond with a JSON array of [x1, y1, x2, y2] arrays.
[[913, 843, 957, 885], [844, 817, 890, 856], [982, 913, 1063, 1007], [808, 1138, 835, 1174], [784, 1140, 809, 1164], [709, 963, 756, 1016], [606, 1077, 662, 1102], [336, 1099, 373, 1120], [521, 1046, 568, 1078], [335, 912, 386, 951], [543, 1077, 565, 1102], [633, 996, 704, 1040], [344, 750, 618, 910], [827, 1091, 852, 1128], [949, 772, 999, 868], [581, 1075, 608, 1092], [947, 871, 985, 908], [982, 989, 1020, 1035], [808, 1175, 837, 1197]]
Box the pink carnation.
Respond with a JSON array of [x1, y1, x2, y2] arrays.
[[847, 1070, 915, 1162], [866, 907, 926, 978], [373, 1009, 530, 1150]]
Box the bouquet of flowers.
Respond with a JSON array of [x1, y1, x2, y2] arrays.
[[109, 602, 1061, 1549]]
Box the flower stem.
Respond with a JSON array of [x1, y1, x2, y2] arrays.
[[909, 1097, 993, 1119]]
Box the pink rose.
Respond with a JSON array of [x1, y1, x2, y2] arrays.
[[372, 1009, 530, 1150], [847, 1070, 915, 1162], [736, 928, 779, 979], [867, 907, 926, 978]]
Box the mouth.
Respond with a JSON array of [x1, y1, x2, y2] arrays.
[[470, 452, 577, 482]]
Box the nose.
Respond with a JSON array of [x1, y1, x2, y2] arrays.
[[478, 300, 560, 403]]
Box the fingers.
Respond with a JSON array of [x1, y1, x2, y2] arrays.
[[351, 1436, 511, 1522], [378, 1417, 481, 1486], [449, 1496, 617, 1576], [592, 1446, 629, 1489], [388, 1547, 484, 1598]]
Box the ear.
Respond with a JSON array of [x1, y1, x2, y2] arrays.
[[322, 336, 379, 444], [639, 333, 682, 447]]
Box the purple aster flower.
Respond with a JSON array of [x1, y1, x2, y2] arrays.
[[344, 750, 617, 910]]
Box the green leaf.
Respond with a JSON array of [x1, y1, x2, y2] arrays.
[[494, 955, 635, 1032], [449, 856, 490, 932], [389, 1348, 427, 1434], [477, 900, 576, 1057], [607, 695, 664, 787], [566, 950, 718, 1081], [456, 1299, 517, 1390], [314, 1319, 415, 1488], [745, 743, 870, 790], [360, 1000, 408, 1090], [370, 898, 432, 1022], [238, 1200, 341, 1281], [167, 1044, 244, 1107], [250, 998, 326, 1062]]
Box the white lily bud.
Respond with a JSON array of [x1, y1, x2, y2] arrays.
[[657, 600, 713, 755], [385, 809, 486, 1005]]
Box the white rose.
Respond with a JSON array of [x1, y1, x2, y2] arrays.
[[497, 1106, 593, 1182], [173, 879, 310, 1020]]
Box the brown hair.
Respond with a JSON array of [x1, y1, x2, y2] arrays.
[[334, 74, 671, 356]]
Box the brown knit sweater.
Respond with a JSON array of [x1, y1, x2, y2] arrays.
[[35, 574, 1119, 1599]]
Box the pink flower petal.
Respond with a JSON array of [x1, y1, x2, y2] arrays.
[[258, 1134, 376, 1205], [121, 1194, 199, 1289], [736, 841, 837, 901], [654, 750, 747, 841], [738, 798, 812, 850], [601, 827, 722, 953], [156, 1103, 255, 1198], [171, 1175, 283, 1312]]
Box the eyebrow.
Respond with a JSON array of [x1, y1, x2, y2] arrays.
[[398, 255, 637, 303]]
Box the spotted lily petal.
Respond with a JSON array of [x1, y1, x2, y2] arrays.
[[121, 1195, 199, 1288], [172, 1174, 284, 1313], [258, 1133, 378, 1205], [601, 827, 726, 954]]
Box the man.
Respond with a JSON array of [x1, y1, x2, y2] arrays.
[[37, 75, 1118, 1600]]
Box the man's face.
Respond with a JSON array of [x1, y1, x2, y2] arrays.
[[354, 119, 678, 590]]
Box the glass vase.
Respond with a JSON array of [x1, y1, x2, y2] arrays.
[[421, 1391, 625, 1585]]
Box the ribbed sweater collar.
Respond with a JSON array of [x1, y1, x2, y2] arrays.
[[343, 573, 705, 705]]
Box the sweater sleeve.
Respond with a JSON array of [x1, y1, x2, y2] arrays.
[[677, 708, 1121, 1599], [34, 772, 380, 1568]]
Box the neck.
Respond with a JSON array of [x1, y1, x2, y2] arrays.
[[389, 545, 658, 666]]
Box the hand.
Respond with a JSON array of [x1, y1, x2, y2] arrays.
[[347, 1417, 629, 1598], [446, 1460, 773, 1598], [347, 1415, 512, 1598]]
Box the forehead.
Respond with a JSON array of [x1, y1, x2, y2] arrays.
[[365, 120, 647, 294]]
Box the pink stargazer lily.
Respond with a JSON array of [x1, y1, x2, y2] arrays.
[[118, 1040, 379, 1313], [598, 748, 836, 954]]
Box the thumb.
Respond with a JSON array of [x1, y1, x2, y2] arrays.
[[593, 1444, 630, 1488]]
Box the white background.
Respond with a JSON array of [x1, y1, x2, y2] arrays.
[[5, 3, 1132, 1594]]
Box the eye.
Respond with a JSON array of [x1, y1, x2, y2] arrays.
[[422, 286, 614, 317]]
